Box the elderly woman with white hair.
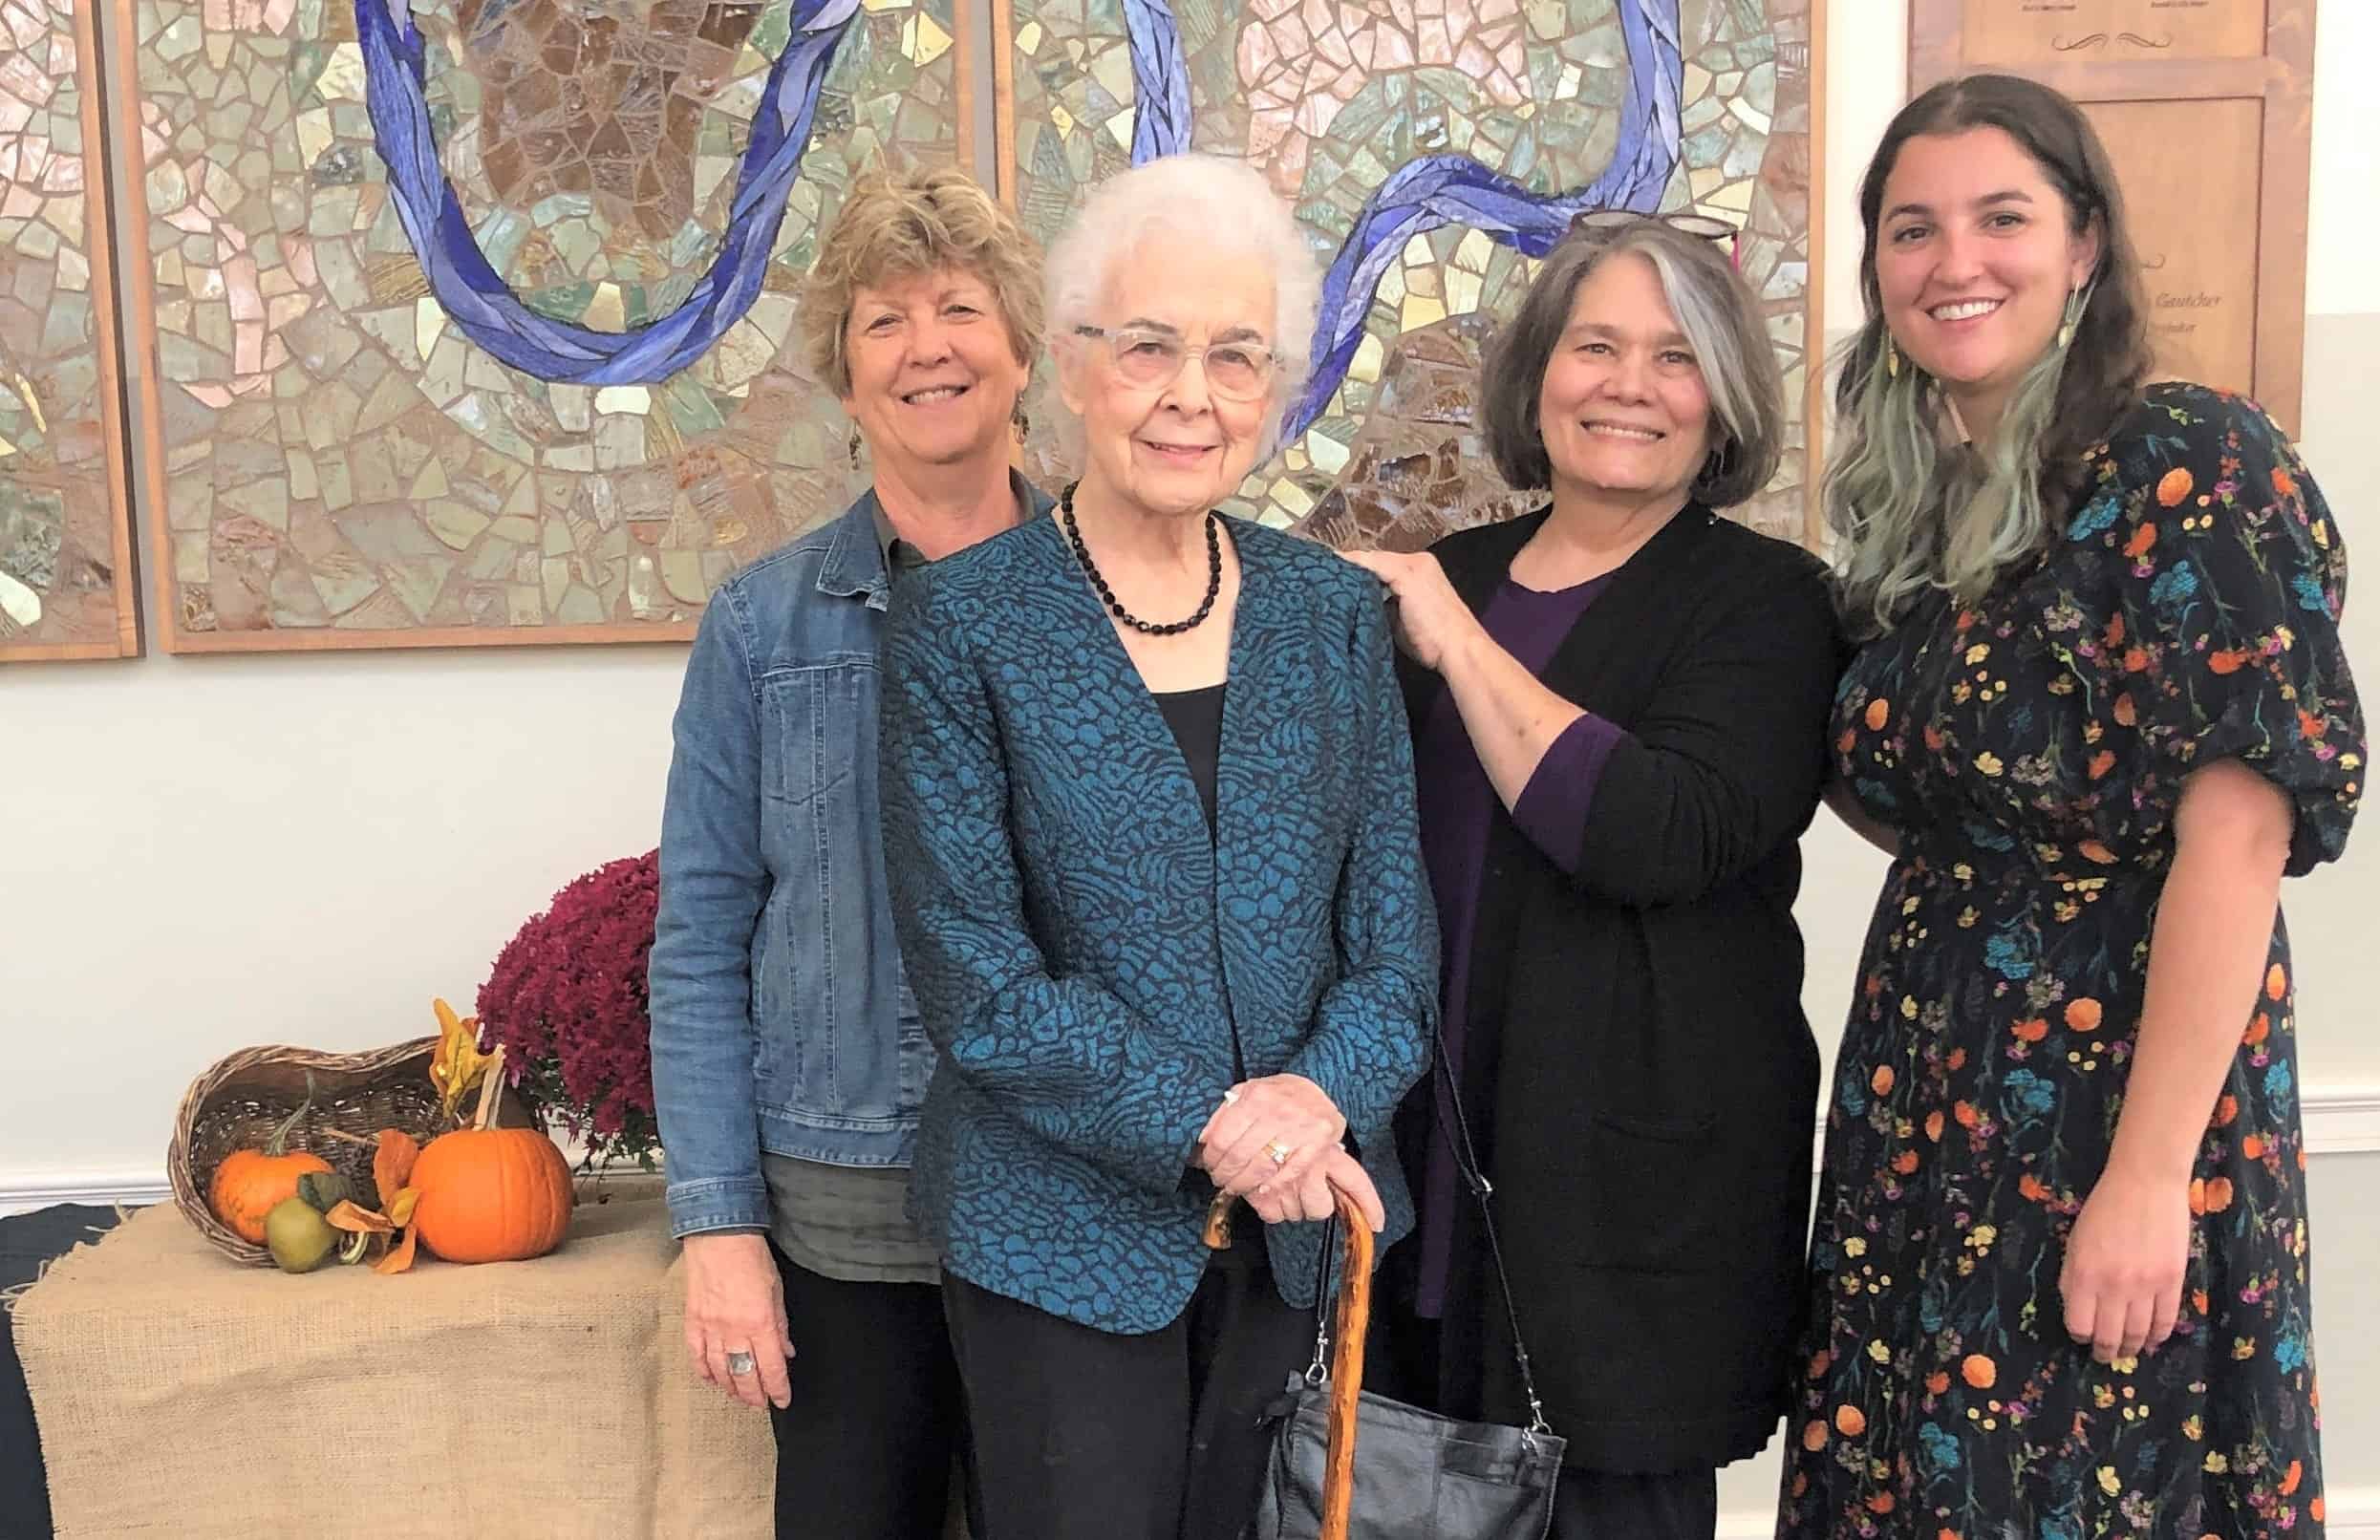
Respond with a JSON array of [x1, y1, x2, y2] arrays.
[[877, 152, 1437, 1540]]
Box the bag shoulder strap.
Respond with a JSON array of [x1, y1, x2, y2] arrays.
[[1428, 1043, 1552, 1436], [1309, 1037, 1553, 1437]]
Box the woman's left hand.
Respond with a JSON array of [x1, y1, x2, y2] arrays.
[[1198, 1074, 1345, 1201], [1251, 1147, 1387, 1230], [1340, 548, 1475, 674], [2059, 1166, 2192, 1363]]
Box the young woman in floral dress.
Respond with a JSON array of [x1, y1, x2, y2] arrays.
[[1781, 75, 2364, 1539]]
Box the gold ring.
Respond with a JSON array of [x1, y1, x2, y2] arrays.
[[1264, 1140, 1294, 1167]]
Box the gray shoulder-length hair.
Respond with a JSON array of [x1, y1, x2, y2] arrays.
[[1479, 220, 1784, 510], [1042, 154, 1319, 458]]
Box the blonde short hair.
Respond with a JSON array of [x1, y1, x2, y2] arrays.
[[799, 163, 1044, 396]]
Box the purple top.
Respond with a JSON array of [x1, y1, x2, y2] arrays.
[[1412, 573, 1623, 1316]]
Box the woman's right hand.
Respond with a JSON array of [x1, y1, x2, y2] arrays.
[[1198, 1073, 1347, 1201], [1339, 547, 1478, 674], [681, 1230, 795, 1411]]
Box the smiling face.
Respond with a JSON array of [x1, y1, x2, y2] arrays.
[[1059, 238, 1276, 520], [1534, 251, 1714, 509], [839, 264, 1030, 488], [1874, 125, 2101, 433]]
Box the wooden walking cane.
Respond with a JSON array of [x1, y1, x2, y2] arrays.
[[1205, 1187, 1375, 1540]]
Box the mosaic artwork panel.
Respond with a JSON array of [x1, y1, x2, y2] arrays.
[[0, 0, 139, 659], [121, 0, 970, 648], [1006, 0, 1818, 548]]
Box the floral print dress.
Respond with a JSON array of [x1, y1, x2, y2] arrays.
[[1780, 384, 2364, 1540]]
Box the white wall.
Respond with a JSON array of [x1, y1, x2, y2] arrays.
[[3, 0, 2376, 1526], [2, 647, 689, 1180]]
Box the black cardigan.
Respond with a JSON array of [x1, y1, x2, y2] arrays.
[[1385, 503, 1843, 1473]]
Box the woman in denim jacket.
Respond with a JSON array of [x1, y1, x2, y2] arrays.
[[878, 154, 1437, 1540], [648, 164, 1048, 1540]]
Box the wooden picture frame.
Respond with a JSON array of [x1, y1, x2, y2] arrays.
[[113, 0, 984, 652], [0, 0, 141, 663], [1910, 0, 2314, 434]]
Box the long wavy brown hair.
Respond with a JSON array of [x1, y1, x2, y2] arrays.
[[1830, 75, 2156, 634]]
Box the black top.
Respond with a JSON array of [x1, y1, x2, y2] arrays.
[[1152, 682, 1227, 833], [1385, 505, 1845, 1473]]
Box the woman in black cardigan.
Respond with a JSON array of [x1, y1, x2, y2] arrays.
[[1345, 214, 1840, 1539]]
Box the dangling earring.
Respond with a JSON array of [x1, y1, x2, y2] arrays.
[[2055, 285, 2087, 351], [1011, 403, 1029, 441], [847, 424, 863, 470], [1885, 334, 1902, 380]]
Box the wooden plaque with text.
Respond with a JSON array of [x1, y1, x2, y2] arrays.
[[1910, 1, 2314, 434]]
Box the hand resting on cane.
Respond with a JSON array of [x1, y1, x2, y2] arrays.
[[1196, 1075, 1385, 1230]]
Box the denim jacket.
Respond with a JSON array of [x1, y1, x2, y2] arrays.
[[650, 486, 1052, 1239]]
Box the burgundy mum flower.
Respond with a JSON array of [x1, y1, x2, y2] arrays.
[[477, 851, 661, 1171]]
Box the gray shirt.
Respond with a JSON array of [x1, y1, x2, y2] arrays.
[[760, 1154, 940, 1283]]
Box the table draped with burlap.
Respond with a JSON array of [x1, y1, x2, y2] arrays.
[[11, 1185, 773, 1537]]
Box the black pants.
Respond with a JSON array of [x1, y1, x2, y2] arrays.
[[941, 1251, 1312, 1540], [766, 1243, 969, 1540], [1550, 1466, 1718, 1540]]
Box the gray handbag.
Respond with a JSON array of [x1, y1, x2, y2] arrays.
[[1224, 1048, 1565, 1540]]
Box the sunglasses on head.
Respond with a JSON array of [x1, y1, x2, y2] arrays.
[[1566, 208, 1744, 268]]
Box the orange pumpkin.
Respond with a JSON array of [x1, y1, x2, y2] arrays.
[[207, 1098, 333, 1246], [409, 1125, 573, 1263]]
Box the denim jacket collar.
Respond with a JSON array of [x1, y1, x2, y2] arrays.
[[817, 491, 894, 610], [824, 472, 1055, 610]]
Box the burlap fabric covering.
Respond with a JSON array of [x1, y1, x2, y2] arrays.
[[12, 1183, 773, 1537]]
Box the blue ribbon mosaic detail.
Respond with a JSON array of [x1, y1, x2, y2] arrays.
[[1122, 0, 1193, 163], [356, 0, 861, 384], [1277, 0, 1684, 439], [358, 0, 1684, 415], [1109, 0, 1684, 441]]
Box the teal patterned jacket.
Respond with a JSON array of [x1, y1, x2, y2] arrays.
[[879, 514, 1438, 1332]]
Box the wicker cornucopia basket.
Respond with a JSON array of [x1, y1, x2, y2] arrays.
[[169, 1038, 453, 1266]]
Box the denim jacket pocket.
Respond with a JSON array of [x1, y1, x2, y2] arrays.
[[760, 653, 874, 810]]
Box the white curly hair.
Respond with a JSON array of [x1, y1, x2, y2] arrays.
[[1042, 154, 1320, 457]]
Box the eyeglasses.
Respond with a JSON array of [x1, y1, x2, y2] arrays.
[[1072, 325, 1276, 402], [1566, 208, 1743, 267]]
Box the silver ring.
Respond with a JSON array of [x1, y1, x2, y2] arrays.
[[725, 1350, 756, 1377]]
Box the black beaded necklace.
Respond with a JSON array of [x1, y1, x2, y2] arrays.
[[1058, 481, 1223, 637]]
